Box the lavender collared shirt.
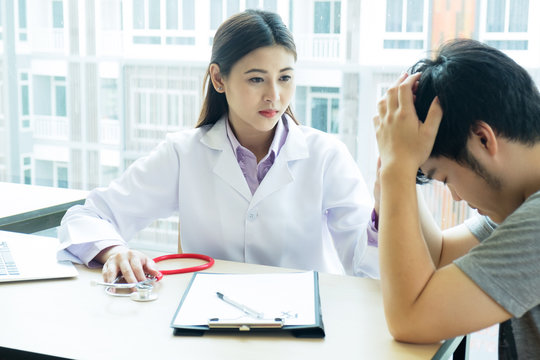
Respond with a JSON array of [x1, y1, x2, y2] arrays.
[[225, 116, 288, 194]]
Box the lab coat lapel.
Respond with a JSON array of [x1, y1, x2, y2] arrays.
[[200, 119, 252, 202], [251, 119, 309, 206]]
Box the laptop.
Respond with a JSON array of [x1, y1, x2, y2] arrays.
[[0, 230, 78, 282]]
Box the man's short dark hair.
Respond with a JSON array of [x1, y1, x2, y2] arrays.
[[412, 39, 540, 182]]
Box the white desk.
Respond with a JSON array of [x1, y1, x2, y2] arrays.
[[0, 251, 450, 360], [0, 182, 88, 233]]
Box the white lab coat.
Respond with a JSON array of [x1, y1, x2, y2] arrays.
[[59, 116, 379, 277]]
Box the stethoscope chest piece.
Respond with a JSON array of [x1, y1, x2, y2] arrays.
[[130, 283, 158, 302]]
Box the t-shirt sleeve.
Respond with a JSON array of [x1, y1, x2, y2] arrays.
[[455, 192, 540, 318]]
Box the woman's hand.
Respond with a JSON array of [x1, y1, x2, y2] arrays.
[[97, 245, 160, 284]]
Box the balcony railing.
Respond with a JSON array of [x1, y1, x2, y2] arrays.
[[295, 33, 342, 61], [33, 115, 69, 140], [99, 118, 121, 145], [30, 28, 65, 52]]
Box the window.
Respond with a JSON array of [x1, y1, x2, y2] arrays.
[[52, 0, 64, 29], [210, 0, 223, 30], [314, 1, 341, 34], [21, 156, 32, 185], [54, 77, 66, 117], [308, 87, 340, 134], [484, 0, 529, 50], [384, 0, 425, 49], [20, 72, 30, 128], [133, 0, 196, 45], [18, 0, 27, 41], [246, 0, 277, 11], [166, 0, 195, 30]]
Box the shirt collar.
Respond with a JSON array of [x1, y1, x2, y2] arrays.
[[225, 115, 288, 161]]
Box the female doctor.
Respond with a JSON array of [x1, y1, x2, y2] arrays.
[[58, 9, 379, 284]]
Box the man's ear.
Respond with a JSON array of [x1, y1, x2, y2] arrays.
[[209, 64, 225, 93], [470, 121, 498, 156]]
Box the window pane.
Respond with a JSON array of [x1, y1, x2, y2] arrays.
[[227, 0, 240, 17], [57, 166, 68, 188], [18, 0, 27, 28], [24, 169, 31, 184], [383, 39, 424, 48], [509, 0, 528, 32], [330, 98, 339, 133], [100, 79, 118, 120], [486, 0, 505, 32], [406, 0, 423, 32], [21, 85, 29, 115], [314, 2, 330, 34], [333, 2, 341, 34], [133, 0, 145, 29], [386, 0, 403, 32], [311, 98, 328, 132], [55, 85, 67, 117], [52, 0, 64, 28], [183, 0, 195, 30], [246, 0, 259, 9], [148, 0, 160, 29], [166, 0, 178, 29], [210, 0, 222, 30], [33, 76, 52, 115], [263, 0, 277, 12]]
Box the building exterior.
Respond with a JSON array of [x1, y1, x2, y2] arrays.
[[1, 0, 538, 245]]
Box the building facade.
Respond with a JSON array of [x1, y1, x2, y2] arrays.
[[1, 0, 538, 245]]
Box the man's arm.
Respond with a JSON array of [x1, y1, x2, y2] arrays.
[[416, 189, 480, 268], [374, 73, 511, 343]]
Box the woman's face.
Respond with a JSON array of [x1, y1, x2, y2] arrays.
[[220, 45, 295, 138]]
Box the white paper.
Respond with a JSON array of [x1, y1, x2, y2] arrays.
[[173, 271, 317, 327]]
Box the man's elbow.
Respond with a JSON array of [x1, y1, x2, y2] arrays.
[[386, 316, 446, 344]]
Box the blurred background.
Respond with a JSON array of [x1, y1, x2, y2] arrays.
[[0, 0, 535, 254]]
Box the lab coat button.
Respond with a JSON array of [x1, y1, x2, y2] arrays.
[[247, 210, 258, 221]]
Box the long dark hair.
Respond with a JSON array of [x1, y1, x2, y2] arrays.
[[196, 9, 298, 128]]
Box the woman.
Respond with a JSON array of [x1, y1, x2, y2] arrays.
[[59, 9, 379, 284]]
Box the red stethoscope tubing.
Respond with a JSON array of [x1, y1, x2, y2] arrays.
[[152, 253, 215, 279]]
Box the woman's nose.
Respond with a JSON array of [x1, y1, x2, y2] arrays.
[[264, 83, 280, 103]]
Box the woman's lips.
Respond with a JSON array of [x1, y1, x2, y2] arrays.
[[259, 110, 279, 118]]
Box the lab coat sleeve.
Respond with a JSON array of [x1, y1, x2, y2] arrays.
[[58, 134, 182, 266], [323, 142, 380, 278]]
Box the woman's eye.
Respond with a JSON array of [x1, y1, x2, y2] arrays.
[[280, 75, 292, 82], [249, 77, 263, 83]]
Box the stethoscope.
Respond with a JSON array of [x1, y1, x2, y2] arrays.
[[91, 253, 215, 302]]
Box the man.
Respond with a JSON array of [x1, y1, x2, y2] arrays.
[[373, 38, 540, 358]]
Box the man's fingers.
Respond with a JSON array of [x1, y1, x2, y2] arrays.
[[397, 72, 422, 114], [423, 96, 443, 139]]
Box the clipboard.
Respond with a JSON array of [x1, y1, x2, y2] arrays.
[[170, 271, 325, 338]]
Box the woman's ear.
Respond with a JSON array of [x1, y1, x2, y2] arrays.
[[471, 121, 498, 156], [209, 64, 225, 93]]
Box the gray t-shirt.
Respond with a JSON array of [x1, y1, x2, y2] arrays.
[[455, 190, 540, 359]]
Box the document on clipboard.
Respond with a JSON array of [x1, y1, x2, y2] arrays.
[[170, 271, 325, 338]]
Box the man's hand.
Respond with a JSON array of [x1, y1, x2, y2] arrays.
[[373, 72, 443, 176], [97, 245, 160, 284]]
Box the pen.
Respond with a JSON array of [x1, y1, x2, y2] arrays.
[[216, 292, 264, 319]]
